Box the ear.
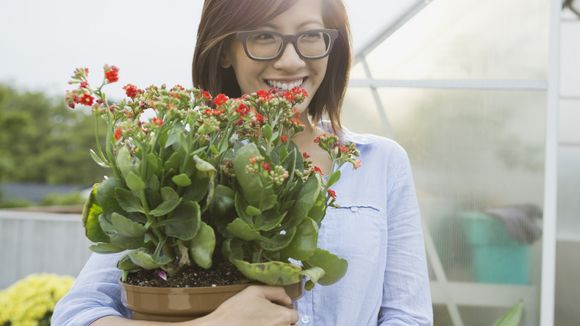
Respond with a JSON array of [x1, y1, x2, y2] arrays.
[[220, 50, 232, 69]]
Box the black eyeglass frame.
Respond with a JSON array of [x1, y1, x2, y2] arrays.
[[235, 28, 339, 61]]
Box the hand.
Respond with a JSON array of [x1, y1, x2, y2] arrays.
[[198, 285, 299, 326]]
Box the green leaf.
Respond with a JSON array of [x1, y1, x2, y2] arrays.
[[114, 187, 145, 214], [233, 143, 275, 209], [304, 248, 348, 285], [285, 175, 321, 229], [117, 254, 141, 272], [232, 259, 302, 286], [189, 222, 216, 269], [262, 124, 273, 141], [111, 212, 146, 238], [245, 205, 261, 217], [116, 145, 134, 178], [301, 266, 325, 290], [165, 149, 185, 172], [150, 187, 182, 217], [126, 171, 146, 192], [493, 301, 524, 326], [89, 242, 124, 254], [128, 249, 168, 270], [90, 149, 109, 168], [172, 173, 192, 187], [326, 170, 341, 188], [280, 217, 318, 260], [193, 155, 216, 173], [259, 227, 297, 251], [226, 218, 261, 241], [82, 184, 109, 243], [96, 177, 124, 214], [145, 153, 161, 179], [160, 201, 201, 240]]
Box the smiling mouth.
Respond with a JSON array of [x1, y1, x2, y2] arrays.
[[264, 78, 307, 91]]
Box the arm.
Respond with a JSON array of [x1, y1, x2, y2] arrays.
[[51, 252, 130, 326], [378, 148, 433, 326]]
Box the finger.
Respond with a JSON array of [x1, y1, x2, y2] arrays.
[[255, 285, 293, 306]]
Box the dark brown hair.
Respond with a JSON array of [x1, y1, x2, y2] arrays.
[[192, 0, 352, 133]]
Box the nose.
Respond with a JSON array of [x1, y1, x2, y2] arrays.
[[272, 42, 306, 71]]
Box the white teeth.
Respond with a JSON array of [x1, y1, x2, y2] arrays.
[[265, 78, 304, 91]]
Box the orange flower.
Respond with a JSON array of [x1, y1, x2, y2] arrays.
[[114, 127, 122, 141]]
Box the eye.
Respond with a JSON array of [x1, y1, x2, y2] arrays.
[[302, 31, 322, 40], [253, 32, 276, 41]]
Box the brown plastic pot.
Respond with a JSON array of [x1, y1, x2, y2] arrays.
[[122, 281, 303, 322]]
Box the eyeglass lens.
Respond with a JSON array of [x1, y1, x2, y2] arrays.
[[245, 31, 332, 59]]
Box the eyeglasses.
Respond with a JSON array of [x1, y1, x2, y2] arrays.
[[235, 29, 339, 61]]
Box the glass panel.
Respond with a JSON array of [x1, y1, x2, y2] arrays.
[[560, 100, 580, 144], [561, 22, 580, 96], [342, 88, 545, 322], [557, 147, 580, 239], [364, 0, 549, 80]]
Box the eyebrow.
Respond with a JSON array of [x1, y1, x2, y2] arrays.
[[257, 20, 324, 29]]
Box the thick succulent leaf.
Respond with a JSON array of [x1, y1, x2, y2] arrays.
[[285, 175, 321, 229], [226, 218, 261, 241], [210, 185, 236, 235], [301, 266, 325, 290], [256, 209, 287, 231], [233, 143, 276, 210], [259, 227, 297, 251], [150, 187, 182, 217], [116, 145, 135, 179], [232, 259, 302, 286], [280, 217, 318, 261], [145, 153, 161, 180], [160, 201, 201, 240], [193, 155, 217, 173], [96, 177, 124, 213], [98, 214, 144, 249], [82, 184, 109, 243], [117, 254, 141, 272], [189, 222, 216, 269], [111, 212, 146, 238], [164, 148, 186, 172], [304, 248, 348, 285], [308, 192, 327, 226], [114, 187, 145, 214], [128, 249, 169, 270], [126, 171, 146, 192], [221, 238, 245, 261], [172, 173, 192, 187], [245, 205, 261, 217], [234, 192, 253, 223], [326, 170, 341, 188], [90, 149, 109, 168], [89, 242, 124, 253]]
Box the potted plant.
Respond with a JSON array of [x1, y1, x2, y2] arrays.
[[66, 65, 360, 321]]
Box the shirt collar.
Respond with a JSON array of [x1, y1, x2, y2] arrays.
[[317, 120, 375, 145]]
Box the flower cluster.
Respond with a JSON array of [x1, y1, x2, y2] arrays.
[[0, 274, 74, 325], [67, 65, 360, 290]]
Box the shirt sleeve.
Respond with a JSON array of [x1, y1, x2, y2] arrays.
[[51, 252, 131, 326], [378, 147, 433, 326]]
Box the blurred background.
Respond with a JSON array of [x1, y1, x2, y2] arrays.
[[0, 0, 578, 325]]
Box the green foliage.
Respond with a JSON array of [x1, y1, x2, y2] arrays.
[[0, 84, 106, 185], [41, 191, 85, 206], [493, 300, 524, 326]]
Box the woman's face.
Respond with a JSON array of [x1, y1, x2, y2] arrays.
[[222, 0, 328, 113]]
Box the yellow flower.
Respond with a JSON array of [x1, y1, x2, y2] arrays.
[[0, 273, 74, 325]]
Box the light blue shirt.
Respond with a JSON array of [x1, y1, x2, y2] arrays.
[[52, 123, 433, 325]]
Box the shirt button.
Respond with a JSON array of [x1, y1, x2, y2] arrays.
[[350, 206, 359, 212], [301, 315, 310, 324]]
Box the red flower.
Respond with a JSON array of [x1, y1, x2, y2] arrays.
[[201, 90, 212, 101], [283, 91, 294, 102], [152, 117, 164, 126], [79, 81, 89, 89], [79, 93, 94, 106], [114, 127, 122, 141], [262, 162, 271, 171], [213, 93, 228, 106], [236, 104, 249, 116], [340, 145, 349, 153], [292, 86, 308, 97], [280, 135, 288, 143], [313, 166, 322, 174], [327, 188, 337, 200], [255, 113, 265, 124], [123, 84, 141, 99], [104, 65, 119, 83], [302, 152, 310, 159], [257, 89, 269, 101], [313, 135, 321, 144]]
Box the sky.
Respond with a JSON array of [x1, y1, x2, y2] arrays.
[[0, 0, 423, 99]]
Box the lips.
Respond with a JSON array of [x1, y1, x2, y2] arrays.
[[264, 77, 307, 91]]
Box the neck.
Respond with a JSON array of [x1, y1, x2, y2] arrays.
[[293, 111, 319, 150]]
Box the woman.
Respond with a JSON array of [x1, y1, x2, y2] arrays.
[[52, 0, 433, 325]]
